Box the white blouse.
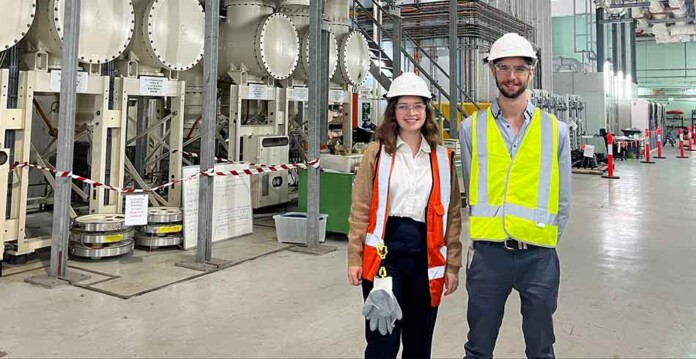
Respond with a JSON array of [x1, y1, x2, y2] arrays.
[[388, 135, 433, 223]]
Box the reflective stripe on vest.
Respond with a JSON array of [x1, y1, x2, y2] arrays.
[[469, 107, 560, 247], [362, 144, 452, 307]]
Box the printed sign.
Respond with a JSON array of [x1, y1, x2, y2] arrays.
[[124, 194, 148, 226], [583, 144, 595, 158], [49, 70, 89, 93], [329, 89, 346, 103], [248, 84, 268, 100], [140, 76, 168, 96], [293, 87, 309, 102]]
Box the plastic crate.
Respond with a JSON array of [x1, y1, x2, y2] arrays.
[[273, 212, 328, 244]]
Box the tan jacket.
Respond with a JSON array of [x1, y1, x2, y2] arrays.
[[347, 142, 463, 274]]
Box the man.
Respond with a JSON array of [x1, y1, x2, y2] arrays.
[[458, 33, 572, 358]]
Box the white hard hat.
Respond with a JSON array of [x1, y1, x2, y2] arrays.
[[386, 72, 432, 99], [486, 33, 537, 63]]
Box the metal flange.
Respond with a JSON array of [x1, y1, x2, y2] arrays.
[[140, 223, 183, 235], [73, 214, 128, 233], [135, 234, 182, 248], [70, 228, 134, 244], [148, 207, 183, 224], [69, 240, 134, 259]]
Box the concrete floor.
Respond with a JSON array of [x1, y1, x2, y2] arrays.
[[1, 147, 696, 358]]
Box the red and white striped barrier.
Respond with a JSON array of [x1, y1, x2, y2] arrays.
[[677, 129, 688, 159], [641, 128, 655, 164], [655, 127, 666, 159], [603, 131, 620, 180], [10, 159, 321, 194]]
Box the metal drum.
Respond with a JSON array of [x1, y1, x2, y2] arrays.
[[70, 214, 135, 259], [127, 0, 205, 75], [325, 0, 369, 86], [25, 0, 135, 68], [278, 1, 339, 81], [0, 0, 36, 51], [219, 0, 300, 80]]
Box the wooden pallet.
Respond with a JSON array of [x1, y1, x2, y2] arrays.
[[572, 165, 608, 175]]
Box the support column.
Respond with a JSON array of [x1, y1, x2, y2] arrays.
[[50, 0, 81, 279], [290, 0, 335, 255], [630, 14, 637, 83], [448, 0, 459, 139], [597, 7, 605, 71], [196, 0, 220, 264], [391, 6, 402, 77]]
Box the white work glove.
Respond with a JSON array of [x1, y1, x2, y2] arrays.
[[362, 276, 403, 335]]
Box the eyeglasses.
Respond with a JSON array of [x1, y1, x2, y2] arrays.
[[494, 63, 531, 76], [396, 104, 427, 113]]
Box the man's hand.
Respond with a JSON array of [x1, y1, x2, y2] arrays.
[[348, 266, 363, 286], [444, 272, 459, 296]]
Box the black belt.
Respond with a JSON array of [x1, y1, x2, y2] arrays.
[[477, 239, 538, 250]]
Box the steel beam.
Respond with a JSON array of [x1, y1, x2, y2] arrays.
[[49, 0, 81, 278], [197, 0, 220, 263], [448, 0, 458, 139]]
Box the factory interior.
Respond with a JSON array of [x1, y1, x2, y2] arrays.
[[1, 0, 696, 357]]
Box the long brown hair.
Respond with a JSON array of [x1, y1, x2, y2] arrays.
[[374, 97, 441, 155]]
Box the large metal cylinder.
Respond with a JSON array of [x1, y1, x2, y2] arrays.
[[220, 0, 300, 80], [278, 0, 338, 81], [0, 0, 36, 51], [325, 0, 369, 86], [128, 0, 205, 75], [25, 0, 135, 68]]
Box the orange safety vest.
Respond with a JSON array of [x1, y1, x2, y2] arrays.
[[362, 144, 452, 307]]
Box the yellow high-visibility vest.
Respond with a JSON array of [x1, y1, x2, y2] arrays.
[[469, 107, 560, 247]]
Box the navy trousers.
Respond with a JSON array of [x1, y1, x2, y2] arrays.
[[362, 217, 438, 359], [464, 241, 560, 359]]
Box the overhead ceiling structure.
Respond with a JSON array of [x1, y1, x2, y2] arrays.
[[355, 1, 535, 44], [595, 0, 696, 43]]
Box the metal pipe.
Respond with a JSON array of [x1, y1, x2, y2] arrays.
[[612, 23, 620, 72], [306, 0, 324, 248], [392, 6, 402, 77], [135, 98, 148, 177], [621, 21, 627, 74], [50, 0, 81, 279], [449, 0, 458, 138], [630, 15, 637, 83], [197, 0, 220, 263], [597, 7, 605, 71]]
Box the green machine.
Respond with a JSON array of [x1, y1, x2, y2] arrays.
[[298, 169, 354, 235]]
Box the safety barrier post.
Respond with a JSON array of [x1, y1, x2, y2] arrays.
[[677, 129, 689, 158], [603, 131, 620, 179], [641, 128, 655, 164], [655, 127, 666, 159]]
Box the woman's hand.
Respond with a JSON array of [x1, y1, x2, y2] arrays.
[[348, 266, 363, 286], [444, 272, 459, 296]]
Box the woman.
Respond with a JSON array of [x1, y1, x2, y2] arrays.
[[347, 72, 463, 359]]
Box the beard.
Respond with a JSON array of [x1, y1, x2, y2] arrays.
[[496, 78, 528, 99]]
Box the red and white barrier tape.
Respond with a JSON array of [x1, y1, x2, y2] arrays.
[[10, 159, 320, 194], [200, 159, 320, 177]]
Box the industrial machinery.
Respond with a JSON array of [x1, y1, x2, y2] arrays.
[[69, 214, 135, 259], [0, 0, 204, 261], [118, 0, 204, 209], [242, 135, 290, 208], [134, 207, 184, 248], [0, 0, 135, 261], [219, 0, 300, 209]]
